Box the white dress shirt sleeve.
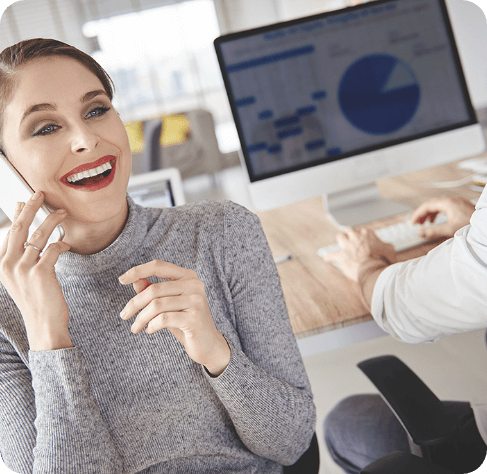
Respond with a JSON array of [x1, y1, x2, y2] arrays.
[[371, 186, 487, 344], [370, 185, 487, 444]]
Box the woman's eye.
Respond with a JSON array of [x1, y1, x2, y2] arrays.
[[86, 106, 110, 119], [34, 124, 59, 136]]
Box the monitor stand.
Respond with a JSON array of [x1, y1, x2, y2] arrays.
[[323, 182, 412, 229]]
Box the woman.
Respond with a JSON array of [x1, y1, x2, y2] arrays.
[[0, 38, 315, 473]]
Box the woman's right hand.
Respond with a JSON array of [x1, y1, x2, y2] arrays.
[[0, 191, 73, 351]]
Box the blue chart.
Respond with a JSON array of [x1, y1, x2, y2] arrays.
[[226, 44, 334, 174], [339, 54, 420, 135]]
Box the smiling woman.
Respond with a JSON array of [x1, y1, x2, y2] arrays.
[[0, 39, 315, 474]]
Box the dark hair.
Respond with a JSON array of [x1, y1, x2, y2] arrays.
[[0, 38, 114, 154]]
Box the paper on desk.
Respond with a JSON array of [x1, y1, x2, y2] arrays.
[[458, 157, 487, 174], [0, 226, 9, 243], [473, 174, 487, 186]]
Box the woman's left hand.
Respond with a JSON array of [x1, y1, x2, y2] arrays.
[[119, 260, 230, 376]]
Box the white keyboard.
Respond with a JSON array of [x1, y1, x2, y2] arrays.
[[317, 212, 448, 258]]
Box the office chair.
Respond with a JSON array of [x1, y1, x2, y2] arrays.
[[361, 451, 456, 474], [357, 355, 486, 474], [283, 432, 320, 474]]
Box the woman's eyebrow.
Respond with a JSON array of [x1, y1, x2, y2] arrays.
[[19, 90, 108, 128], [20, 103, 56, 126], [81, 89, 108, 103]]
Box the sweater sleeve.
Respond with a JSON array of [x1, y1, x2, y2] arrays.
[[0, 335, 123, 473], [205, 201, 316, 466]]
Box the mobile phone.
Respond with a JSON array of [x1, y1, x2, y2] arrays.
[[0, 154, 65, 245]]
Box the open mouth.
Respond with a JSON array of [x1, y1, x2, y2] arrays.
[[63, 158, 117, 191], [69, 164, 113, 186]]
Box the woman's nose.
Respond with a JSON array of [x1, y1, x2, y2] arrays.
[[70, 122, 100, 154]]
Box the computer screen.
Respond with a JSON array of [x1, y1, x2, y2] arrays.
[[127, 168, 186, 208], [215, 0, 485, 225]]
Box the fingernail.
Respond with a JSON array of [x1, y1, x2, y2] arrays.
[[32, 191, 42, 200], [120, 309, 127, 319], [16, 202, 24, 211], [131, 324, 136, 333], [56, 208, 66, 214], [119, 273, 127, 283]]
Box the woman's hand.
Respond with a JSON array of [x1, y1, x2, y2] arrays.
[[0, 192, 72, 351], [323, 227, 396, 282], [119, 260, 231, 376]]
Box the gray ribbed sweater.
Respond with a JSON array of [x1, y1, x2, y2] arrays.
[[0, 197, 316, 473]]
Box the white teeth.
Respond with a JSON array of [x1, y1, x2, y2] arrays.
[[67, 161, 113, 183]]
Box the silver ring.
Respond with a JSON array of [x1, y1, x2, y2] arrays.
[[23, 241, 42, 252]]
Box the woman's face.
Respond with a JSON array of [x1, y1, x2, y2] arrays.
[[1, 56, 132, 224]]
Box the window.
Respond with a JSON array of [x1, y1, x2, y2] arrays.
[[83, 0, 237, 152]]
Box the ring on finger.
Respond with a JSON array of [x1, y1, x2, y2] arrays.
[[23, 241, 43, 252]]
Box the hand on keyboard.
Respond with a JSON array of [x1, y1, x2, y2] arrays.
[[318, 196, 477, 280], [410, 196, 475, 240], [320, 227, 396, 281], [318, 212, 448, 260]]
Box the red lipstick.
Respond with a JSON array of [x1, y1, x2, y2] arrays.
[[61, 155, 117, 191], [61, 155, 115, 182]]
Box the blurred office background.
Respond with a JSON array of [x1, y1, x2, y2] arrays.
[[0, 0, 374, 206], [0, 0, 369, 158], [1, 0, 486, 206]]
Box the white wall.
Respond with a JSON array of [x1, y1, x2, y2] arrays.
[[278, 0, 350, 20], [0, 0, 93, 53], [213, 0, 279, 33], [446, 0, 487, 108], [213, 0, 349, 32]]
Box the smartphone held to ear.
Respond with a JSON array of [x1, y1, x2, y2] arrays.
[[0, 156, 65, 245]]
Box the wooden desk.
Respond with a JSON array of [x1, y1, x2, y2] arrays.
[[256, 156, 485, 354]]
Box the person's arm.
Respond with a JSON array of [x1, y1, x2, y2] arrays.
[[324, 195, 477, 310], [324, 193, 487, 343], [323, 226, 394, 309], [0, 329, 123, 473], [0, 196, 123, 472], [205, 201, 316, 466], [117, 201, 316, 465]]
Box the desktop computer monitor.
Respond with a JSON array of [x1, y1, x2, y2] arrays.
[[214, 0, 486, 226]]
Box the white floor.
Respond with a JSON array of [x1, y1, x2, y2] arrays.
[[183, 166, 487, 473]]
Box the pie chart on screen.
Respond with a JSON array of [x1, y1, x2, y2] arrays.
[[339, 54, 421, 135]]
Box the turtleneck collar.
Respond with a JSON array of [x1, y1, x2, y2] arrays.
[[55, 195, 156, 275]]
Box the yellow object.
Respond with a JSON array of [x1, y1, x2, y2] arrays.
[[124, 114, 191, 154], [160, 114, 191, 147], [124, 121, 145, 154]]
